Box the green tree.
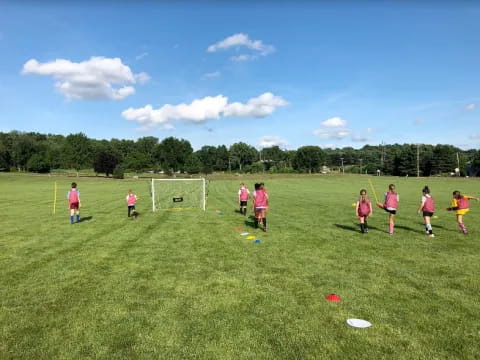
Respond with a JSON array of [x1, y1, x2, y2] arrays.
[[63, 133, 93, 172], [135, 137, 159, 165], [154, 137, 193, 172], [229, 142, 258, 171], [292, 146, 325, 173], [185, 153, 201, 174], [93, 150, 120, 177], [197, 146, 217, 174], [123, 152, 151, 173], [214, 145, 229, 171], [27, 153, 51, 173]]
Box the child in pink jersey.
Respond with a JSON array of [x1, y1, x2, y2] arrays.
[[67, 182, 81, 224], [376, 184, 399, 235], [126, 189, 139, 219], [253, 183, 269, 232], [417, 186, 435, 237], [356, 189, 373, 233], [447, 191, 479, 234], [238, 183, 250, 216]]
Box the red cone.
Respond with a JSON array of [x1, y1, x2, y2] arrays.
[[325, 293, 341, 302]]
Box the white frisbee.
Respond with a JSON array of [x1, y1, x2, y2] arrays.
[[240, 232, 249, 236], [346, 318, 372, 328]]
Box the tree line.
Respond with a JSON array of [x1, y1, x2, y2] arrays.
[[1, 131, 479, 177]]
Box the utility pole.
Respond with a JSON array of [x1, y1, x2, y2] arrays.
[[417, 144, 420, 177], [340, 157, 344, 174]]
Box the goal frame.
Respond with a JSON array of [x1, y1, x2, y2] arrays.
[[151, 178, 206, 212]]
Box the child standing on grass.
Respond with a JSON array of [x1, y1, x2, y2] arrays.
[[417, 186, 435, 237], [126, 190, 139, 219], [376, 184, 399, 235], [67, 182, 81, 224], [446, 191, 479, 234], [253, 183, 269, 232], [238, 183, 250, 216], [356, 189, 373, 233]]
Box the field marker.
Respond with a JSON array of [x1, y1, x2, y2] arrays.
[[368, 178, 379, 203]]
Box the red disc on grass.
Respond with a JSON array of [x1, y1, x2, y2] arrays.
[[236, 228, 243, 232], [325, 294, 341, 302]]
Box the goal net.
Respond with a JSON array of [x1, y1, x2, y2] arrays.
[[151, 178, 206, 211]]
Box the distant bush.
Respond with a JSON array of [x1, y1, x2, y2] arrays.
[[112, 165, 124, 179]]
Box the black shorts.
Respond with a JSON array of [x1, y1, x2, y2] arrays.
[[423, 211, 434, 217], [128, 205, 136, 210], [240, 201, 247, 207], [384, 208, 397, 215]]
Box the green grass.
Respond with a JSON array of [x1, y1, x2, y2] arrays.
[[1, 173, 479, 359]]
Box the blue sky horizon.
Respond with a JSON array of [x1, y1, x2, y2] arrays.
[[0, 1, 479, 150]]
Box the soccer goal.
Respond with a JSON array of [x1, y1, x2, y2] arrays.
[[151, 178, 206, 211]]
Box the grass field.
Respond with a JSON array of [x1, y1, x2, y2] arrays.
[[1, 173, 479, 359]]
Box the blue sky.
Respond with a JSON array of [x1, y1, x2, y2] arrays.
[[0, 1, 479, 150]]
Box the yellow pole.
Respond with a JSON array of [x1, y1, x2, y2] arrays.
[[53, 181, 57, 216], [368, 178, 379, 204]]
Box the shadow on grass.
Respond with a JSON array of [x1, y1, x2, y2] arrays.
[[78, 216, 93, 223], [334, 223, 381, 233]]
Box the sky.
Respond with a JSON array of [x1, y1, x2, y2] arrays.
[[0, 0, 479, 150]]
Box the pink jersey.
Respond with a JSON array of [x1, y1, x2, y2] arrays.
[[68, 189, 79, 204], [127, 194, 137, 206], [422, 195, 435, 212], [254, 189, 268, 208], [457, 196, 469, 210], [384, 192, 398, 209], [239, 188, 249, 201], [358, 198, 371, 216]]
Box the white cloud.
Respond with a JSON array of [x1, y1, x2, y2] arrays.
[[122, 92, 288, 128], [224, 92, 288, 118], [258, 135, 289, 148], [21, 56, 149, 100], [321, 116, 347, 128], [313, 128, 351, 139], [202, 71, 221, 79], [319, 144, 338, 149], [135, 72, 151, 84], [230, 54, 256, 62], [207, 33, 275, 59], [469, 133, 480, 139], [135, 52, 149, 60], [465, 103, 477, 111], [351, 135, 370, 142]]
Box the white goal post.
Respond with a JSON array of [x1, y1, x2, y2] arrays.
[[151, 178, 206, 211]]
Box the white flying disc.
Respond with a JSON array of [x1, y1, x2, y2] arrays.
[[347, 319, 372, 328], [240, 232, 249, 236]]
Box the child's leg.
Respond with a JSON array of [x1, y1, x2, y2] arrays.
[[254, 209, 259, 228], [364, 216, 369, 232], [128, 206, 131, 217], [457, 214, 467, 233], [70, 208, 75, 224], [376, 202, 385, 210], [76, 209, 80, 222], [262, 210, 267, 231], [424, 216, 433, 235], [359, 216, 365, 233], [389, 214, 394, 234]]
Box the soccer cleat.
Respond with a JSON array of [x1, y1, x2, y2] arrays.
[[428, 234, 435, 238], [263, 227, 267, 232]]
